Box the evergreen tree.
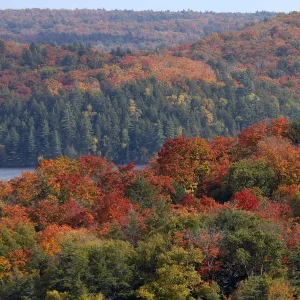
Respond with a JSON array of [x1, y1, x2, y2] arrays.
[[27, 125, 36, 164], [155, 121, 165, 152], [81, 115, 94, 155], [52, 130, 62, 158], [7, 127, 20, 165], [40, 120, 51, 158]]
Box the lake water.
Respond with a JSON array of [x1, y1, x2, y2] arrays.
[[0, 168, 35, 181], [0, 165, 146, 181]]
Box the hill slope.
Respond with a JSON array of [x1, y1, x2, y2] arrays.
[[0, 12, 299, 166]]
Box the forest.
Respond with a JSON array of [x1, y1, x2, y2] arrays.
[[0, 12, 300, 166], [0, 7, 299, 300], [0, 10, 276, 50], [0, 117, 299, 299]]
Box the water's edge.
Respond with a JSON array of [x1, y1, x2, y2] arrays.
[[0, 165, 146, 181], [0, 168, 35, 181]]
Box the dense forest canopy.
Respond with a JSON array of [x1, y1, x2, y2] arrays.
[[0, 9, 276, 50], [0, 8, 299, 300], [0, 118, 299, 299], [0, 12, 300, 166]]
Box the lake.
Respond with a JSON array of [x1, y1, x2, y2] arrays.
[[0, 165, 146, 181], [0, 168, 35, 181]]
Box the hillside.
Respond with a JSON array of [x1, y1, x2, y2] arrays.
[[0, 9, 276, 50], [173, 12, 300, 97], [0, 12, 300, 166], [0, 118, 299, 299]]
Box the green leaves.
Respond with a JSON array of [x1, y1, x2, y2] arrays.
[[224, 159, 277, 196]]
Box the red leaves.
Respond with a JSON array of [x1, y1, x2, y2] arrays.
[[141, 167, 175, 198], [60, 200, 94, 228], [30, 197, 94, 229], [236, 118, 290, 158], [78, 155, 134, 195], [92, 193, 133, 226], [30, 196, 62, 228], [232, 188, 260, 211]]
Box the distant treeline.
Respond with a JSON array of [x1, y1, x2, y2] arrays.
[[0, 9, 276, 50]]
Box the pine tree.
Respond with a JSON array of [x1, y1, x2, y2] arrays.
[[52, 130, 62, 158], [61, 104, 76, 146], [155, 121, 165, 152], [81, 115, 94, 155], [27, 125, 36, 164], [40, 120, 51, 158], [166, 119, 175, 139], [6, 127, 20, 165]]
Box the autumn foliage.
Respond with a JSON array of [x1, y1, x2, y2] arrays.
[[0, 117, 299, 298]]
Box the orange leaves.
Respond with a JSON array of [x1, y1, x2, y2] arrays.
[[8, 172, 40, 206], [256, 137, 300, 185], [38, 157, 100, 204], [203, 136, 235, 192], [268, 117, 290, 137], [104, 54, 216, 88], [1, 205, 32, 229], [38, 157, 80, 184], [77, 155, 119, 194], [180, 195, 222, 214], [78, 155, 115, 178], [8, 249, 31, 271], [0, 181, 13, 200], [37, 224, 72, 255], [156, 136, 212, 191]]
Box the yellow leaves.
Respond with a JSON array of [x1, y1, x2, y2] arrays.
[[0, 256, 12, 281], [82, 105, 97, 117], [201, 107, 214, 125], [201, 99, 215, 125], [78, 81, 101, 94], [267, 279, 295, 300], [129, 99, 136, 113], [80, 293, 105, 300], [177, 126, 183, 137], [218, 98, 228, 107], [145, 87, 151, 96], [137, 246, 203, 300], [43, 78, 63, 95], [45, 290, 70, 300], [177, 94, 186, 104]]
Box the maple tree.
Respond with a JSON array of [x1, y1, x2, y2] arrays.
[[155, 136, 212, 192]]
